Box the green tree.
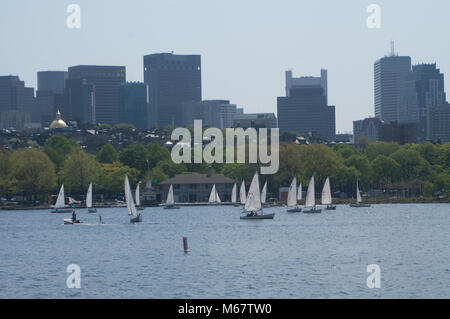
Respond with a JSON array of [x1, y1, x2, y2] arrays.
[[296, 144, 343, 187], [115, 123, 136, 130], [0, 150, 17, 197], [119, 143, 149, 173], [44, 135, 79, 170], [423, 181, 434, 197], [333, 144, 359, 159], [344, 154, 373, 187], [96, 144, 119, 164], [146, 142, 171, 169], [221, 163, 255, 184], [97, 162, 139, 197], [145, 167, 169, 185], [10, 149, 57, 201], [365, 142, 400, 161], [371, 155, 401, 187], [332, 165, 361, 196], [390, 148, 431, 181], [61, 148, 100, 194], [155, 159, 187, 177]]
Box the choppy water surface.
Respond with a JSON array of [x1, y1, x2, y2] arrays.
[[0, 204, 449, 298]]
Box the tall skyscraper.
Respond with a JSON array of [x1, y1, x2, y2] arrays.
[[64, 78, 95, 125], [0, 76, 35, 129], [68, 65, 126, 124], [118, 82, 148, 129], [285, 69, 328, 103], [144, 53, 201, 128], [374, 54, 412, 123], [36, 71, 67, 124], [411, 64, 446, 140], [278, 78, 335, 141], [427, 102, 450, 142]]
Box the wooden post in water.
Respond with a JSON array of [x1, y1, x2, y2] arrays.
[[183, 237, 190, 253]]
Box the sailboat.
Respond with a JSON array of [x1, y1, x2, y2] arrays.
[[287, 177, 302, 213], [350, 181, 371, 207], [86, 182, 97, 213], [125, 175, 142, 223], [297, 183, 302, 202], [321, 177, 336, 210], [231, 183, 239, 206], [208, 184, 221, 205], [135, 182, 144, 211], [51, 184, 72, 213], [164, 184, 180, 209], [302, 176, 322, 214], [239, 180, 246, 205], [261, 181, 270, 208], [240, 172, 275, 220]]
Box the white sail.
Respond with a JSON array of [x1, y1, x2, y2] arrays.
[[231, 183, 237, 203], [356, 181, 362, 203], [124, 175, 138, 217], [86, 183, 93, 208], [55, 184, 66, 208], [297, 183, 302, 201], [321, 177, 332, 205], [261, 181, 267, 204], [287, 177, 297, 207], [209, 184, 217, 203], [305, 176, 315, 208], [245, 172, 261, 212], [216, 191, 221, 203], [166, 184, 174, 205], [135, 183, 141, 206], [240, 181, 246, 204]]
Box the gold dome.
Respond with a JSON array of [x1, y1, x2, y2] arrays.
[[50, 109, 68, 129]]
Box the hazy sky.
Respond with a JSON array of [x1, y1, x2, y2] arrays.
[[1, 0, 449, 132]]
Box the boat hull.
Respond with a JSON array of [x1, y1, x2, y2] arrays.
[[88, 208, 97, 213], [64, 219, 82, 225], [130, 214, 143, 223], [302, 207, 322, 214], [350, 204, 371, 207], [325, 205, 337, 210], [287, 207, 302, 213], [164, 205, 180, 210], [51, 208, 73, 214], [137, 207, 145, 211], [240, 213, 275, 220]]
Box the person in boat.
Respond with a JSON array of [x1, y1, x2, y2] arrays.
[[72, 210, 77, 222]]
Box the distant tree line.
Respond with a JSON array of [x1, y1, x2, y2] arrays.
[[0, 134, 449, 204]]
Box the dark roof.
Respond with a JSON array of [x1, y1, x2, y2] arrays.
[[160, 174, 237, 185]]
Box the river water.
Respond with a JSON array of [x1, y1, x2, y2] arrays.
[[0, 204, 448, 298]]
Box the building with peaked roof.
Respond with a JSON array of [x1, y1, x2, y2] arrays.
[[160, 172, 237, 203]]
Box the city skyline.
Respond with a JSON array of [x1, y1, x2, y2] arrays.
[[1, 0, 450, 132]]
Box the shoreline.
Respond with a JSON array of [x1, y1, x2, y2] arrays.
[[0, 198, 448, 211]]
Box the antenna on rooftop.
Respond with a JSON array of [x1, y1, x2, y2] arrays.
[[390, 40, 396, 56]]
